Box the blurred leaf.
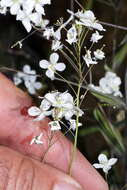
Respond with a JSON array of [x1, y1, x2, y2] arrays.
[[79, 126, 100, 136], [120, 35, 127, 46], [89, 87, 126, 110], [112, 43, 127, 71], [94, 105, 125, 154]]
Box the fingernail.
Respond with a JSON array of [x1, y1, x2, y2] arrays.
[[53, 182, 83, 190]]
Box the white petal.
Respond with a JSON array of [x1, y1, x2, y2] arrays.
[[35, 4, 45, 15], [103, 165, 111, 173], [28, 106, 41, 116], [93, 163, 104, 169], [45, 92, 57, 104], [34, 82, 42, 89], [98, 154, 108, 164], [64, 110, 73, 120], [54, 63, 66, 71], [40, 99, 51, 111], [46, 69, 55, 80], [13, 76, 22, 85], [39, 60, 49, 69], [30, 12, 41, 25], [108, 158, 118, 166], [10, 3, 20, 15], [33, 113, 45, 121], [22, 18, 32, 32], [23, 65, 31, 73], [50, 53, 59, 64]]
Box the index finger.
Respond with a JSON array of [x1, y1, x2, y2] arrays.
[[0, 73, 108, 190]]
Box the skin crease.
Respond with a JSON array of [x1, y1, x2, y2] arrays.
[[0, 73, 108, 190]]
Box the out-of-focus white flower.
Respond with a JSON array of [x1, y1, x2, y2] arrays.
[[66, 25, 77, 44], [17, 10, 42, 32], [28, 99, 51, 121], [83, 50, 97, 67], [24, 80, 42, 95], [39, 53, 66, 80], [30, 133, 43, 145], [13, 65, 42, 94], [1, 0, 23, 15], [52, 40, 63, 51], [90, 31, 103, 43], [94, 49, 105, 60], [23, 0, 51, 15], [49, 121, 61, 131], [89, 71, 123, 97], [43, 27, 54, 40], [68, 9, 105, 31], [69, 119, 82, 131], [93, 154, 118, 173]]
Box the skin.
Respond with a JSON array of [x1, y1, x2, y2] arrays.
[[0, 73, 108, 190]]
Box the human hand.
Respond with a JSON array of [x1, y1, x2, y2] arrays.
[[0, 73, 108, 190]]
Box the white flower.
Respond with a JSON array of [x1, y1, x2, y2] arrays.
[[13, 65, 42, 94], [49, 121, 61, 131], [16, 10, 42, 32], [1, 0, 23, 15], [44, 91, 83, 120], [90, 31, 103, 43], [71, 10, 105, 31], [94, 49, 105, 60], [69, 119, 82, 131], [44, 91, 74, 120], [66, 25, 77, 44], [51, 40, 63, 51], [24, 80, 42, 95], [39, 53, 66, 80], [23, 0, 51, 15], [89, 71, 123, 97], [43, 27, 54, 40], [83, 50, 97, 67], [93, 154, 118, 173], [28, 99, 51, 121], [30, 133, 43, 145]]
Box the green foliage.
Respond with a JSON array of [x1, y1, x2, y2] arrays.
[[93, 105, 125, 154], [112, 43, 127, 71], [89, 87, 126, 110]]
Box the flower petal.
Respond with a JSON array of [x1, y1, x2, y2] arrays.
[[50, 53, 59, 64], [98, 154, 108, 164], [35, 4, 45, 15], [46, 69, 55, 80], [93, 163, 104, 169], [54, 63, 66, 71], [28, 106, 41, 116], [39, 60, 49, 69], [108, 158, 118, 166], [10, 3, 20, 15], [22, 18, 32, 33]]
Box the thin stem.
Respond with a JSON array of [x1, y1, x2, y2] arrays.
[[60, 49, 79, 73], [68, 81, 81, 175]]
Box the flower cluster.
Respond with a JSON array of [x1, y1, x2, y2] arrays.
[[13, 65, 42, 94], [28, 91, 83, 131], [0, 0, 51, 32], [89, 71, 123, 97], [93, 153, 118, 173]]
